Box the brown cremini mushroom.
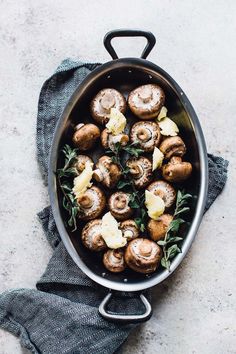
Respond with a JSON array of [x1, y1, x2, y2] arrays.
[[73, 155, 93, 174], [162, 156, 192, 183], [147, 214, 173, 242], [77, 186, 106, 220], [127, 157, 152, 189], [72, 123, 100, 151], [101, 128, 129, 151], [119, 220, 139, 241], [90, 88, 126, 125], [130, 121, 161, 152], [103, 249, 126, 273], [147, 180, 176, 208], [93, 156, 121, 188], [108, 192, 133, 221], [124, 238, 162, 274], [159, 136, 186, 160], [81, 219, 107, 251], [128, 84, 165, 119]]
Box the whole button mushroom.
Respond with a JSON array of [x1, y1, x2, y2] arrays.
[[93, 156, 122, 189], [103, 249, 126, 273], [108, 192, 133, 221], [128, 84, 165, 119], [147, 214, 173, 242], [120, 219, 139, 241], [101, 128, 129, 151], [90, 88, 126, 125], [127, 156, 152, 189], [77, 186, 106, 221], [81, 219, 107, 252], [159, 136, 186, 160], [147, 180, 176, 209], [130, 121, 161, 152], [73, 155, 93, 174], [162, 156, 192, 183], [72, 123, 100, 151], [124, 238, 162, 274]]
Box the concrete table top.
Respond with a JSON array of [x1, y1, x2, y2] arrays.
[[0, 1, 235, 353]]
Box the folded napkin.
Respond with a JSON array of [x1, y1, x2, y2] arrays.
[[0, 59, 229, 354]]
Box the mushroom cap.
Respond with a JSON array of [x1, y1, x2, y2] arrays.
[[124, 238, 162, 274], [72, 123, 100, 151], [147, 214, 173, 242], [159, 136, 186, 160], [162, 156, 192, 183], [130, 121, 161, 152], [120, 219, 139, 241], [103, 249, 126, 272], [81, 219, 107, 251], [147, 180, 176, 208], [90, 88, 126, 125], [108, 192, 133, 221], [93, 155, 122, 189], [101, 128, 129, 150], [127, 156, 152, 189], [128, 84, 165, 119], [73, 155, 93, 174], [77, 186, 106, 220]]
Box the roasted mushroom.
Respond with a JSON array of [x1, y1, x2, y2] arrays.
[[127, 157, 152, 189], [72, 123, 100, 151], [103, 249, 126, 273], [162, 156, 192, 183], [147, 214, 173, 242], [147, 180, 176, 208], [73, 155, 93, 174], [77, 186, 106, 220], [90, 88, 126, 125], [93, 156, 121, 188], [124, 238, 162, 274], [101, 128, 129, 151], [128, 84, 165, 119], [130, 121, 161, 152], [81, 219, 107, 251], [119, 220, 139, 241], [159, 136, 186, 160], [108, 192, 133, 221]]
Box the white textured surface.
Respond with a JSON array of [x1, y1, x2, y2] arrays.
[[0, 1, 235, 353]]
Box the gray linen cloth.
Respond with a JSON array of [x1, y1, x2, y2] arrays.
[[0, 59, 229, 354]]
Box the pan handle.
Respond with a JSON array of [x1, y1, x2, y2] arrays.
[[98, 291, 152, 323], [103, 29, 156, 60]]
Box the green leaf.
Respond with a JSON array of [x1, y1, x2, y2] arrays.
[[140, 223, 145, 232], [123, 145, 144, 157], [129, 199, 140, 208], [157, 240, 167, 246], [168, 218, 185, 233], [161, 258, 170, 270], [175, 207, 190, 216], [166, 236, 183, 244], [167, 244, 181, 259], [117, 180, 132, 189]]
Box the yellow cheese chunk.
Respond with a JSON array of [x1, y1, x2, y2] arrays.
[[158, 117, 179, 136], [145, 190, 165, 220], [106, 108, 127, 135], [152, 147, 164, 171], [72, 161, 93, 198], [101, 212, 127, 249], [157, 106, 168, 121]]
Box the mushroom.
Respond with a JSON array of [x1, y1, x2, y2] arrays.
[[72, 123, 100, 151], [90, 88, 126, 125], [103, 249, 126, 273], [147, 214, 173, 242], [159, 136, 186, 160], [101, 128, 129, 151], [93, 156, 121, 189], [81, 219, 107, 251], [77, 186, 106, 220], [124, 238, 162, 274], [108, 192, 133, 221], [128, 84, 165, 119], [127, 157, 152, 189], [130, 121, 161, 152], [119, 220, 139, 241], [147, 180, 176, 208], [162, 156, 192, 183], [73, 155, 93, 174]]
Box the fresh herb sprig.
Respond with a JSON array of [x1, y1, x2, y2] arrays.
[[158, 190, 192, 271]]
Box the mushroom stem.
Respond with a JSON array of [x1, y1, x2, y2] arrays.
[[137, 128, 152, 142], [77, 195, 93, 209], [93, 169, 104, 182], [75, 123, 85, 131]]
